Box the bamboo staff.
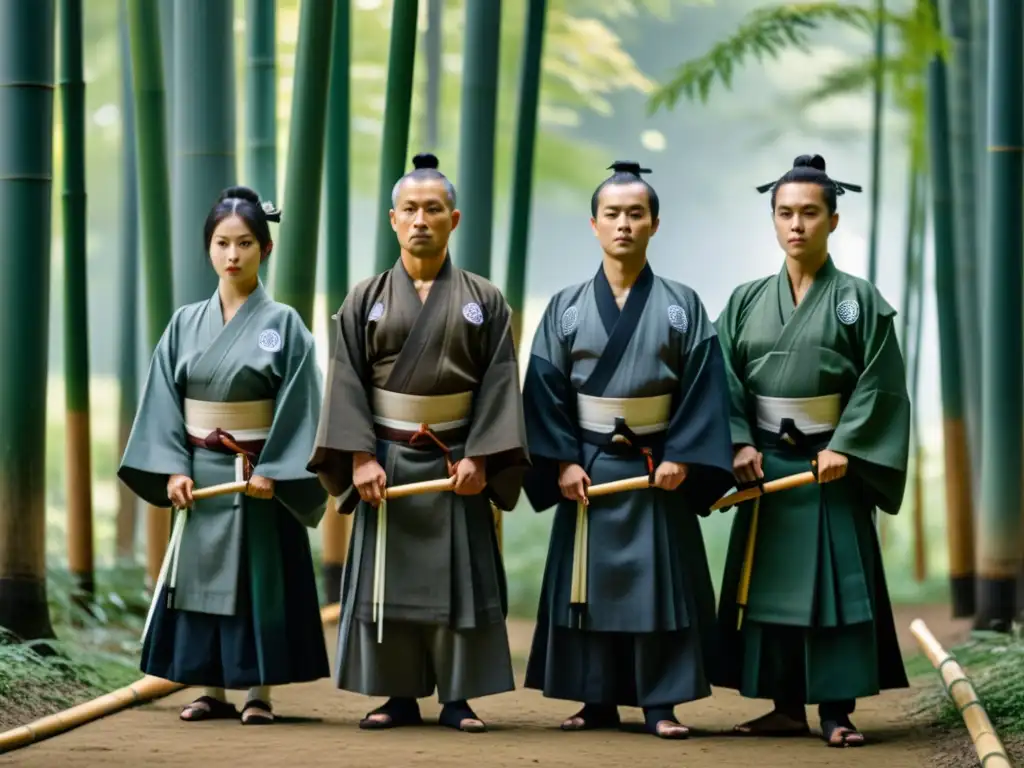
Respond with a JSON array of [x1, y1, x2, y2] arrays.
[[713, 468, 818, 630], [909, 619, 1011, 767]]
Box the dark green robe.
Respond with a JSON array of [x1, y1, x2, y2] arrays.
[[713, 256, 911, 704]]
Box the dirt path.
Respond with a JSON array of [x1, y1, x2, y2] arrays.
[[0, 604, 971, 768]]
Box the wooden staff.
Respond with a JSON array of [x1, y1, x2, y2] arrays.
[[910, 619, 1011, 768], [720, 468, 817, 631], [570, 474, 653, 615]]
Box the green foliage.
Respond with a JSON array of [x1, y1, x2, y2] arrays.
[[645, 0, 949, 159], [909, 632, 1024, 735]]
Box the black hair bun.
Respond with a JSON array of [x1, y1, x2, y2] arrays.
[[607, 160, 652, 176], [793, 154, 826, 172], [220, 185, 261, 205], [412, 152, 439, 170]]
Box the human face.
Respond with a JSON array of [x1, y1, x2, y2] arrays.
[[209, 214, 264, 287], [389, 178, 460, 258], [590, 182, 658, 261], [772, 182, 838, 262]]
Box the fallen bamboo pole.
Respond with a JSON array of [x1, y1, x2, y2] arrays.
[[909, 619, 1012, 768]]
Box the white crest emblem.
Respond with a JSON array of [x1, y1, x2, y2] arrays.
[[462, 302, 484, 326], [258, 328, 282, 352], [368, 302, 384, 322], [836, 299, 860, 326], [667, 304, 688, 332], [560, 305, 579, 337]]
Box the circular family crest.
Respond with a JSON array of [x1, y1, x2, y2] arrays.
[[667, 304, 688, 332], [462, 302, 484, 326], [258, 328, 283, 352], [560, 305, 579, 337], [836, 299, 860, 326], [368, 302, 385, 322]]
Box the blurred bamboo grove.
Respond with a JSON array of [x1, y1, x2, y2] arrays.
[[0, 0, 1006, 642]]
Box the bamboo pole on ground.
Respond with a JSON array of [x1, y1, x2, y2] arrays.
[[909, 619, 1011, 767]]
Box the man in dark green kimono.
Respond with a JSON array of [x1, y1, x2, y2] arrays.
[[713, 154, 911, 748]]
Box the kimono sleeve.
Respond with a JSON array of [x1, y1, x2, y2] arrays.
[[306, 290, 376, 513], [463, 293, 530, 511], [713, 286, 757, 448], [521, 295, 581, 512], [828, 289, 911, 514], [117, 307, 191, 507], [252, 310, 329, 529], [662, 289, 738, 515]]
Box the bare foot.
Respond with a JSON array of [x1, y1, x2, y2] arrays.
[[733, 709, 809, 736]]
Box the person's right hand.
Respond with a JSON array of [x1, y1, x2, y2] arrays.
[[558, 462, 591, 504], [732, 445, 764, 486], [353, 452, 387, 507], [167, 474, 194, 508]]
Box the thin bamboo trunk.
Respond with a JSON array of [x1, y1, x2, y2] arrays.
[[372, 0, 418, 273], [454, 0, 502, 278], [504, 0, 546, 351], [269, 0, 335, 328], [115, 0, 139, 564], [127, 0, 176, 586], [865, 0, 884, 286], [927, 0, 970, 600], [247, 0, 277, 285], [422, 0, 442, 151], [158, 0, 174, 168], [322, 0, 352, 605], [59, 0, 94, 599], [976, 0, 1023, 632], [172, 0, 237, 307], [0, 0, 57, 640]]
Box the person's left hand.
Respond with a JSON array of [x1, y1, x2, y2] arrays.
[[653, 461, 688, 491], [452, 457, 487, 496], [246, 474, 276, 499], [815, 450, 848, 484]]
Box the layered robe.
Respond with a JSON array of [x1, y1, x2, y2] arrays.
[[713, 256, 911, 705], [119, 283, 330, 688], [307, 255, 529, 703], [521, 262, 736, 708]]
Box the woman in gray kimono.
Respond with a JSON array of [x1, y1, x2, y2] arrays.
[[119, 185, 330, 725]]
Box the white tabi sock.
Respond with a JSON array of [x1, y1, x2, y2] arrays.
[[202, 687, 227, 702], [246, 685, 271, 705]]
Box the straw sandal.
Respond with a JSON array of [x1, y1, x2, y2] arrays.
[[821, 718, 865, 747], [240, 699, 274, 725], [359, 697, 423, 729], [643, 707, 690, 739], [560, 703, 621, 731], [179, 695, 238, 722], [438, 700, 487, 733]]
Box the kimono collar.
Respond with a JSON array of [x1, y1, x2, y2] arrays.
[[207, 280, 270, 331]]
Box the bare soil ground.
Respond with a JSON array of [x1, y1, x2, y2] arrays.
[[0, 603, 989, 768]]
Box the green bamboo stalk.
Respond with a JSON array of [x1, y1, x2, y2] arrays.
[[127, 0, 174, 349], [865, 0, 884, 285], [941, 0, 981, 617], [423, 0, 442, 150], [975, 0, 1022, 632], [0, 0, 57, 640], [270, 0, 335, 328], [373, 0, 418, 274], [172, 0, 237, 307], [926, 0, 972, 604], [158, 0, 174, 170], [454, 0, 502, 278], [115, 0, 139, 564], [127, 0, 176, 588], [504, 0, 547, 350], [247, 0, 277, 285], [321, 0, 352, 605], [59, 0, 95, 600]]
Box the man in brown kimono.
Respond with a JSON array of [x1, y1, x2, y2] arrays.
[[308, 152, 529, 733]]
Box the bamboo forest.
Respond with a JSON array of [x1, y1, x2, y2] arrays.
[[0, 0, 1021, 765]]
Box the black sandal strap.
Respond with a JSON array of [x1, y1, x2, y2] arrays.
[[561, 703, 620, 730], [359, 697, 422, 729], [438, 700, 485, 732], [242, 699, 273, 714], [643, 707, 688, 738], [821, 718, 863, 747], [180, 696, 238, 720]]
